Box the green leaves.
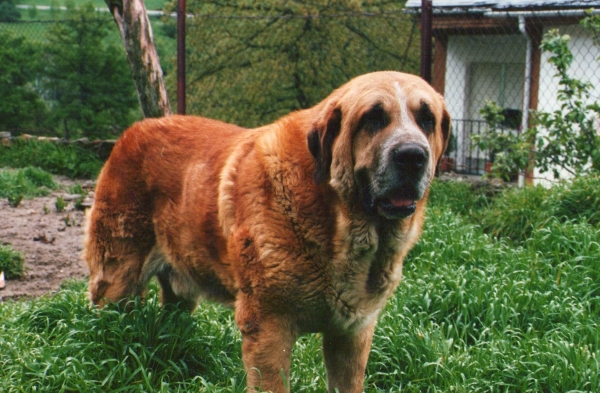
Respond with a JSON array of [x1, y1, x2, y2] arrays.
[[475, 25, 600, 179], [173, 0, 418, 127], [0, 32, 46, 132], [0, 245, 25, 279], [0, 139, 104, 179], [42, 2, 139, 140], [0, 167, 57, 201]]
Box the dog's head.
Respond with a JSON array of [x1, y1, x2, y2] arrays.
[[307, 71, 450, 220]]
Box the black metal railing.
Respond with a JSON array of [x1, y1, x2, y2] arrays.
[[444, 119, 490, 175]]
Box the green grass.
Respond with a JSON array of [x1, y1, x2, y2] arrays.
[[479, 174, 600, 243], [0, 166, 57, 201], [1, 177, 599, 391], [0, 245, 26, 279], [0, 139, 104, 179]]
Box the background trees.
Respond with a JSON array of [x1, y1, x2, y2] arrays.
[[0, 1, 139, 140], [165, 0, 416, 127], [42, 3, 138, 140], [0, 32, 45, 131], [2, 0, 418, 137], [0, 0, 20, 22]]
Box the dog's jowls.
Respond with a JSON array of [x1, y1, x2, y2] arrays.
[[84, 71, 450, 393]]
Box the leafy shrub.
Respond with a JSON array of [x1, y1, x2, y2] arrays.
[[428, 179, 492, 216], [475, 19, 600, 179], [548, 174, 600, 226], [0, 139, 103, 179], [477, 174, 600, 243], [0, 245, 25, 279], [478, 184, 551, 243]]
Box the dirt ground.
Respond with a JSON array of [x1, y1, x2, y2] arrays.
[[0, 177, 95, 301]]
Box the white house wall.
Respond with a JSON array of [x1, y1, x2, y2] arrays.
[[445, 34, 526, 171]]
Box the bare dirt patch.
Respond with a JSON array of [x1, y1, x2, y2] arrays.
[[0, 177, 94, 301]]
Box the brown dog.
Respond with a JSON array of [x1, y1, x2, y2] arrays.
[[84, 71, 450, 392]]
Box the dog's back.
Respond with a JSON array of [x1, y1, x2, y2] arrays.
[[84, 115, 247, 306]]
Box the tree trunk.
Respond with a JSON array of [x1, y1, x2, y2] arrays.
[[105, 0, 171, 118]]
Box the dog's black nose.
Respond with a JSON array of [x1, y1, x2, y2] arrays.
[[392, 143, 428, 174]]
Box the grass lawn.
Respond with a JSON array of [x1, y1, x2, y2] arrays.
[[1, 175, 599, 391]]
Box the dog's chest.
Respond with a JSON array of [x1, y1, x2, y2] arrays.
[[327, 217, 406, 332]]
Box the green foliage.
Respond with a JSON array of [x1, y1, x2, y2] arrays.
[[550, 174, 600, 225], [0, 31, 46, 132], [0, 139, 104, 179], [475, 24, 600, 179], [42, 2, 139, 139], [167, 0, 418, 127], [7, 193, 23, 207], [427, 180, 491, 216], [534, 29, 600, 177], [474, 101, 531, 180], [372, 207, 600, 392], [0, 281, 247, 392], [431, 175, 600, 245], [0, 244, 25, 279], [477, 183, 551, 243], [54, 196, 65, 212], [0, 167, 57, 201], [581, 12, 600, 48], [0, 0, 20, 22]]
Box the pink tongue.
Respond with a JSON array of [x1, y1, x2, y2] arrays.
[[389, 198, 414, 207]]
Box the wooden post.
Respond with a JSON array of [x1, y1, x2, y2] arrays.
[[432, 33, 448, 95], [525, 21, 543, 185], [105, 0, 171, 118]]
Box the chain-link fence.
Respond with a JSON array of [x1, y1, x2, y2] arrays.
[[407, 0, 600, 176], [167, 4, 420, 127], [0, 6, 173, 139], [1, 3, 420, 137]]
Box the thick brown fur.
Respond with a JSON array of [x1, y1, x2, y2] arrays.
[[84, 71, 450, 393]]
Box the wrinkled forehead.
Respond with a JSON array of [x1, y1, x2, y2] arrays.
[[340, 77, 440, 124], [392, 81, 438, 113]]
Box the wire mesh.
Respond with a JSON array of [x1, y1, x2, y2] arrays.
[[0, 4, 420, 135], [424, 3, 600, 175]]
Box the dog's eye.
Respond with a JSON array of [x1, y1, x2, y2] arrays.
[[359, 103, 390, 134], [420, 119, 434, 131], [416, 104, 436, 134]]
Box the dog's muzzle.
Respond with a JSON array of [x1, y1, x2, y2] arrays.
[[357, 143, 430, 220]]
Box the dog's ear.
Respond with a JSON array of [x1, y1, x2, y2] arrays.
[[440, 107, 451, 155], [307, 108, 342, 184]]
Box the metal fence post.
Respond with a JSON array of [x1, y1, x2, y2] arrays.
[[177, 0, 186, 115], [420, 0, 433, 84]]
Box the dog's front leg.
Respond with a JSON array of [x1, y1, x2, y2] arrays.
[[323, 321, 376, 393], [236, 305, 296, 393]]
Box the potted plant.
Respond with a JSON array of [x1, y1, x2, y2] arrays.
[[439, 132, 456, 172]]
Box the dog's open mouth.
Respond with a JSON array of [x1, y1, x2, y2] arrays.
[[377, 189, 417, 219]]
